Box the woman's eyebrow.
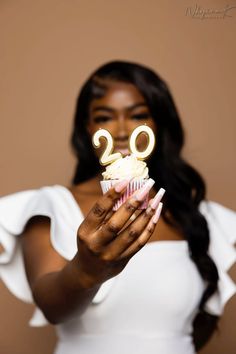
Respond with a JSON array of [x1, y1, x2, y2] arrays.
[[92, 102, 148, 113], [126, 103, 148, 111], [92, 106, 114, 113]]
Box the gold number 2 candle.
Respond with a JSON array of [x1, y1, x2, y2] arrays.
[[92, 128, 122, 165]]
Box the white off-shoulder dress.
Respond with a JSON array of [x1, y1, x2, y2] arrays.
[[0, 185, 235, 354]]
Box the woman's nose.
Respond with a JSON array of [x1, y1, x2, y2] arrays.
[[115, 118, 129, 141]]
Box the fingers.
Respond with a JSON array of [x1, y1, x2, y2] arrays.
[[80, 178, 132, 234], [100, 188, 165, 260], [119, 202, 163, 259], [94, 179, 155, 244]]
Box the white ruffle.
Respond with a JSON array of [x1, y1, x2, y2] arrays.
[[200, 201, 236, 315], [0, 186, 113, 326]]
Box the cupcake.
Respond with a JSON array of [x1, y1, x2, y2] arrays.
[[100, 154, 153, 210]]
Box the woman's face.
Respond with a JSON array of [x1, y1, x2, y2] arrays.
[[87, 82, 157, 159]]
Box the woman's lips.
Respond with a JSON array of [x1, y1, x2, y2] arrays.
[[115, 147, 130, 155], [115, 144, 142, 155]]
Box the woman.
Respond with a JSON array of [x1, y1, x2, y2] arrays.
[[0, 60, 235, 354]]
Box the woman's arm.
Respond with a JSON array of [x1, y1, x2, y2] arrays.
[[21, 181, 163, 325], [192, 311, 219, 352], [20, 216, 101, 324]]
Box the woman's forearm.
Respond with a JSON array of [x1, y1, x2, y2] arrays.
[[32, 254, 101, 324]]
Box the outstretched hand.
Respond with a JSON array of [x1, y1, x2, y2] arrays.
[[76, 179, 164, 288]]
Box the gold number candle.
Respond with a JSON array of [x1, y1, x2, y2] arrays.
[[129, 125, 155, 160], [92, 128, 122, 166]]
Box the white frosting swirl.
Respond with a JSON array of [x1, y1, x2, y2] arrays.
[[102, 154, 149, 180]]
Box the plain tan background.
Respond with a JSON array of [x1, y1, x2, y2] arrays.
[[0, 0, 235, 353]]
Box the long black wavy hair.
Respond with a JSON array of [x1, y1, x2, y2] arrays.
[[71, 60, 219, 337]]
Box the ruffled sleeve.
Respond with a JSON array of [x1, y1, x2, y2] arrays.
[[0, 186, 116, 326], [200, 201, 236, 315], [0, 186, 83, 326]]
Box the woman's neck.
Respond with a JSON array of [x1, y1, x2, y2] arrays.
[[69, 174, 102, 196]]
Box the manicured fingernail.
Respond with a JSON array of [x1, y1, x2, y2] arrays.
[[150, 188, 165, 209], [114, 177, 133, 193], [152, 202, 163, 224], [134, 178, 155, 201]]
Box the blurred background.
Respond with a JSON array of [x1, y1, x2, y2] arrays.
[[0, 0, 235, 353]]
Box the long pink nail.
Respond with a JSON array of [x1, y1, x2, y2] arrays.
[[134, 178, 155, 201], [152, 202, 163, 224], [114, 178, 133, 192], [150, 188, 165, 209]]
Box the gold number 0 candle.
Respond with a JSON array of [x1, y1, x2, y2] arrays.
[[129, 125, 155, 160]]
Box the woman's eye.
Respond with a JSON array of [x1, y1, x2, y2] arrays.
[[131, 113, 150, 120], [93, 116, 112, 124]]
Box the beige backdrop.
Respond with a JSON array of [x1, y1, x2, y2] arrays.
[[0, 0, 235, 353]]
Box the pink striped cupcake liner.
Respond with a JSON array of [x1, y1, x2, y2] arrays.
[[100, 178, 150, 211]]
